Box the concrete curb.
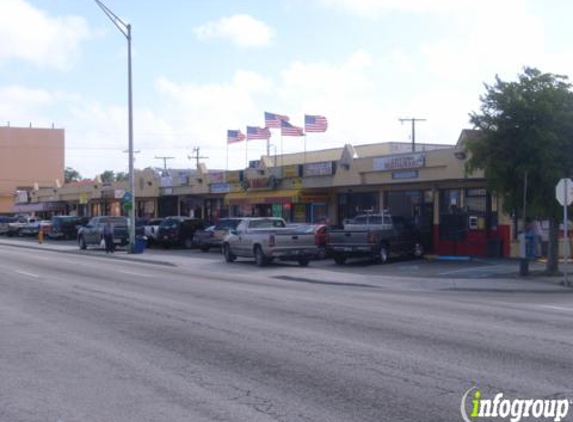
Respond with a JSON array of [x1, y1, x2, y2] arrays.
[[0, 240, 177, 267]]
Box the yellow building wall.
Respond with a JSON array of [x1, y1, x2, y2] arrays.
[[0, 126, 64, 213]]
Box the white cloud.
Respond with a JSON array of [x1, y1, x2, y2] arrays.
[[0, 0, 92, 69], [318, 0, 461, 17], [194, 14, 275, 48]]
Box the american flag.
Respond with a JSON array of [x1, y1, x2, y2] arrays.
[[281, 120, 304, 137], [305, 114, 328, 133], [246, 126, 271, 140], [264, 111, 289, 128], [227, 129, 245, 144]]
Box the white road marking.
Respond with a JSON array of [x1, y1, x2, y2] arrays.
[[536, 305, 573, 313], [14, 270, 40, 278], [438, 265, 510, 276], [119, 270, 151, 278]]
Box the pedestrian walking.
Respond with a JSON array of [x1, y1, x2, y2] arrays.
[[103, 221, 115, 254]]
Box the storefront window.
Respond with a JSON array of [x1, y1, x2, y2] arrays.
[[338, 192, 379, 224], [465, 188, 488, 214], [440, 189, 461, 214]]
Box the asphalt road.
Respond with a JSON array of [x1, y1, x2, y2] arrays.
[[1, 244, 573, 422]]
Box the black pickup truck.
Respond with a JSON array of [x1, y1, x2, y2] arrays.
[[326, 214, 424, 264]]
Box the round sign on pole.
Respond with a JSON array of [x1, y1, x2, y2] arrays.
[[556, 178, 573, 206]]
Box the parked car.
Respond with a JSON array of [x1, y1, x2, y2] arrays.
[[48, 216, 89, 240], [326, 213, 424, 265], [77, 216, 129, 249], [0, 216, 17, 235], [143, 218, 164, 246], [194, 218, 242, 252], [6, 216, 39, 237], [156, 216, 205, 249], [222, 217, 319, 267]]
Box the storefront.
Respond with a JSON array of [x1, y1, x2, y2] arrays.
[[226, 189, 301, 221], [337, 191, 380, 224]]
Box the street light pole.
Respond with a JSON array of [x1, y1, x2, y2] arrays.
[[93, 0, 136, 252]]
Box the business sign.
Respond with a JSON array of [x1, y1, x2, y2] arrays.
[[374, 153, 426, 171], [160, 175, 173, 188], [79, 192, 89, 205], [248, 178, 270, 190], [283, 165, 300, 178], [114, 189, 126, 199], [391, 170, 419, 180], [210, 183, 230, 194], [210, 172, 225, 183], [303, 161, 333, 177], [227, 171, 242, 183]]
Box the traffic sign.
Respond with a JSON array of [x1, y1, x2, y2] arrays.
[[556, 178, 573, 206], [123, 191, 132, 203]]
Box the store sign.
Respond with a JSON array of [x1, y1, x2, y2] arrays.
[[210, 172, 225, 183], [101, 189, 115, 199], [248, 178, 270, 189], [304, 161, 333, 177], [374, 153, 426, 171], [391, 170, 419, 180], [227, 171, 242, 183], [114, 189, 125, 199], [283, 165, 299, 178], [210, 183, 230, 194], [79, 192, 89, 205], [160, 175, 173, 187]]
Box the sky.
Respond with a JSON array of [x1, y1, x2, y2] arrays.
[[1, 0, 572, 179]]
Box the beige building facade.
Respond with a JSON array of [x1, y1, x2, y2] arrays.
[[28, 132, 520, 257], [0, 126, 64, 214]]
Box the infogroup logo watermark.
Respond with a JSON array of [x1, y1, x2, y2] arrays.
[[460, 387, 570, 422]]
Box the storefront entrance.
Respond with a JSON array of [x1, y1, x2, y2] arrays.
[[385, 190, 434, 253]]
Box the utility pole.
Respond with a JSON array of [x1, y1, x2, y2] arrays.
[[93, 0, 136, 253], [189, 147, 208, 168], [155, 156, 175, 170], [399, 117, 427, 152]]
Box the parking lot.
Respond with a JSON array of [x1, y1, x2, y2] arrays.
[[0, 235, 549, 280]]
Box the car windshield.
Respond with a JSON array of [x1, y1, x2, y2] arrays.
[[216, 219, 241, 230], [100, 217, 128, 225], [160, 219, 179, 229], [249, 219, 285, 229]]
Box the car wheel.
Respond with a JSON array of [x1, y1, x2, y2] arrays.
[[377, 244, 389, 264], [413, 243, 424, 258], [79, 236, 87, 250], [333, 254, 346, 265], [223, 244, 236, 263], [254, 246, 267, 267], [298, 258, 309, 267]]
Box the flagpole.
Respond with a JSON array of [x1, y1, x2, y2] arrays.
[[226, 141, 229, 170], [245, 136, 248, 168], [304, 133, 307, 164], [281, 132, 284, 167]]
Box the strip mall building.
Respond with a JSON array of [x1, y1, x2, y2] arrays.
[[24, 130, 513, 258]]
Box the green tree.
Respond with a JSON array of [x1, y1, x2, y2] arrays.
[[466, 67, 573, 274], [64, 167, 82, 183], [99, 170, 115, 183], [115, 171, 129, 182]]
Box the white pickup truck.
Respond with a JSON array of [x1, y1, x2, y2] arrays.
[[222, 217, 319, 267], [6, 216, 39, 237]]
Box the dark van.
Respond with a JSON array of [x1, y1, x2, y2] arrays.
[[157, 217, 205, 249]]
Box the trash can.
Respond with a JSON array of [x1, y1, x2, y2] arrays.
[[487, 238, 502, 258], [133, 237, 147, 254]]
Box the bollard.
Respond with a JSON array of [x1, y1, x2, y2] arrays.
[[38, 228, 43, 244]]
